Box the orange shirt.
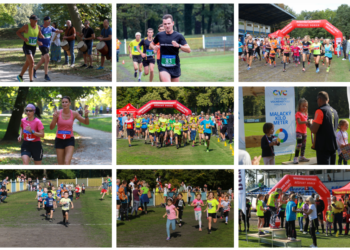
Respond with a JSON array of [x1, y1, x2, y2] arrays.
[[270, 39, 278, 49], [156, 42, 161, 60], [270, 49, 276, 57], [313, 109, 324, 125], [117, 39, 121, 50]]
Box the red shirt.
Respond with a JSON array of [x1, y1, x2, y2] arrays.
[[75, 187, 80, 193], [125, 119, 134, 129], [295, 111, 308, 134]]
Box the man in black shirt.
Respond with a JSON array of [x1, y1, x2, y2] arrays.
[[315, 195, 325, 233], [137, 28, 156, 82], [227, 109, 234, 144], [0, 187, 7, 203], [78, 20, 95, 69], [150, 14, 191, 82]]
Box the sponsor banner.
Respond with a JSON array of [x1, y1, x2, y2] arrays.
[[239, 87, 245, 149], [238, 169, 246, 214]]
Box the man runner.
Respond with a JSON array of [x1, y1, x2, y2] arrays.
[[129, 32, 143, 81], [150, 14, 191, 82], [16, 15, 44, 82], [137, 28, 156, 82], [200, 114, 214, 152]]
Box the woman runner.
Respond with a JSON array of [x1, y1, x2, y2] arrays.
[[311, 37, 322, 73]]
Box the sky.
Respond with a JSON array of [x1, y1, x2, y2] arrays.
[[287, 3, 344, 15]]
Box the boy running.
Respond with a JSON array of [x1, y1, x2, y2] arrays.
[[36, 187, 43, 210], [200, 114, 214, 152], [175, 193, 186, 227], [75, 184, 80, 200], [221, 195, 231, 225], [60, 191, 74, 227], [44, 191, 55, 222], [99, 179, 109, 200]]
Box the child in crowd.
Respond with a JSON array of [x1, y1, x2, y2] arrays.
[[44, 191, 55, 222], [191, 193, 204, 231], [82, 183, 86, 194], [261, 122, 280, 165], [51, 186, 57, 210], [163, 198, 179, 240], [204, 191, 219, 234], [326, 205, 334, 236], [294, 98, 310, 164], [175, 193, 185, 227], [269, 48, 276, 67], [336, 119, 349, 165], [56, 186, 62, 207], [68, 186, 74, 201], [36, 186, 43, 210], [75, 184, 81, 199], [60, 191, 74, 227], [41, 188, 48, 209], [221, 195, 231, 225], [99, 179, 109, 200]]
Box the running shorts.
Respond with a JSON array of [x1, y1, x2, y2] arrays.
[[155, 132, 160, 138], [135, 127, 141, 131], [62, 210, 69, 215], [313, 54, 320, 57], [224, 211, 230, 217], [208, 213, 217, 219], [149, 132, 155, 137], [142, 58, 155, 67], [303, 50, 309, 55], [157, 59, 160, 65], [127, 129, 135, 137], [101, 189, 107, 193], [39, 47, 50, 56], [258, 215, 264, 218], [117, 200, 121, 205], [239, 52, 243, 56], [284, 53, 290, 57], [326, 56, 332, 60], [132, 55, 142, 64], [320, 52, 325, 56], [158, 64, 181, 79], [174, 133, 180, 138], [204, 133, 211, 140], [21, 141, 43, 161], [270, 57, 275, 62], [159, 131, 165, 136], [248, 50, 254, 56], [45, 207, 53, 213], [141, 128, 147, 132], [23, 42, 36, 56], [317, 213, 323, 221], [55, 137, 75, 149]]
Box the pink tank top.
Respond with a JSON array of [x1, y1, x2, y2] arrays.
[[56, 110, 74, 137]]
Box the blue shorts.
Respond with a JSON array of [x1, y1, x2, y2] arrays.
[[83, 42, 93, 55], [190, 131, 196, 141]]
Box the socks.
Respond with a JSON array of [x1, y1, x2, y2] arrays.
[[138, 71, 142, 80], [316, 63, 319, 69], [303, 61, 305, 67], [284, 63, 286, 69], [63, 218, 66, 223], [226, 216, 228, 223]]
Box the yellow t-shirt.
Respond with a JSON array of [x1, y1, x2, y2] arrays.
[[60, 198, 71, 211], [207, 199, 219, 213], [129, 39, 142, 55], [332, 201, 344, 214]]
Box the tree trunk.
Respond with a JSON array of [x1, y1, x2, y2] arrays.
[[144, 11, 147, 36], [37, 99, 43, 114], [43, 169, 47, 178], [207, 4, 214, 34], [195, 20, 201, 34], [67, 4, 83, 59], [2, 87, 29, 141], [122, 18, 128, 39], [184, 4, 194, 35], [201, 4, 205, 34]]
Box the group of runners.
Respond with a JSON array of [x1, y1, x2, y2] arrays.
[[117, 110, 234, 152], [239, 34, 340, 73], [120, 13, 191, 82], [16, 15, 112, 82], [18, 96, 90, 165]]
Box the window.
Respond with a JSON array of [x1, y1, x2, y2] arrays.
[[247, 23, 252, 27]]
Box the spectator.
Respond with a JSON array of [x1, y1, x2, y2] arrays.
[[304, 197, 318, 248], [332, 195, 344, 236], [0, 187, 7, 203], [315, 194, 325, 234], [43, 176, 46, 187], [1, 177, 9, 189]]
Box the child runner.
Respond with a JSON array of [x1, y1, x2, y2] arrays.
[[269, 48, 276, 67], [294, 98, 310, 164], [56, 186, 61, 207], [336, 119, 349, 165], [191, 193, 204, 231], [190, 119, 197, 146], [173, 117, 182, 149], [324, 39, 334, 73], [325, 205, 333, 236], [200, 114, 214, 153], [140, 182, 149, 214], [99, 179, 109, 200], [60, 191, 74, 227], [204, 191, 219, 234], [256, 194, 266, 235], [292, 42, 300, 66], [41, 187, 48, 209], [163, 198, 179, 240], [36, 187, 43, 210], [75, 184, 80, 200], [82, 183, 85, 194], [282, 42, 290, 72], [311, 37, 321, 73], [261, 122, 280, 165], [221, 195, 231, 225], [44, 191, 55, 222], [175, 193, 185, 227], [51, 186, 57, 210], [68, 186, 74, 201]]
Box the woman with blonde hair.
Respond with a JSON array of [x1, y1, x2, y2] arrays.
[[304, 196, 318, 248], [256, 194, 266, 235]]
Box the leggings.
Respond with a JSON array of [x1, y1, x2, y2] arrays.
[[264, 209, 271, 227], [295, 132, 307, 157], [241, 212, 250, 229], [280, 213, 285, 228], [120, 203, 128, 220], [131, 200, 139, 216], [178, 208, 183, 220], [287, 220, 296, 238], [82, 189, 85, 194], [195, 210, 202, 228], [76, 192, 80, 198], [143, 202, 148, 212], [304, 216, 309, 232], [166, 219, 176, 238], [310, 218, 318, 246], [326, 221, 332, 234]]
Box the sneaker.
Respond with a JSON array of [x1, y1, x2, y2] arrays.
[[129, 144, 131, 147], [316, 68, 319, 73], [138, 79, 141, 82], [33, 69, 37, 78], [87, 65, 94, 69], [293, 157, 299, 164], [80, 64, 87, 68], [342, 58, 346, 60], [303, 68, 305, 71], [299, 156, 310, 162], [247, 67, 251, 70], [207, 149, 209, 153], [49, 219, 53, 222], [134, 71, 137, 78], [300, 229, 303, 232], [316, 232, 320, 234], [44, 75, 51, 81], [336, 232, 339, 237], [310, 244, 315, 248], [17, 75, 24, 82], [166, 237, 170, 240], [290, 238, 296, 241], [303, 231, 307, 234], [70, 64, 75, 68], [327, 67, 330, 72], [326, 234, 328, 236], [96, 66, 104, 70]]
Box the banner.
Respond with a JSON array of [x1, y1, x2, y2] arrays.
[[238, 169, 246, 215], [347, 87, 350, 119], [239, 87, 246, 149], [265, 87, 296, 156]]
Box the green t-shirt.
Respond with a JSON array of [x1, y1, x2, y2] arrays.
[[135, 118, 142, 128], [312, 42, 321, 55], [169, 119, 176, 130], [182, 120, 189, 131], [326, 211, 334, 223], [256, 200, 264, 216], [60, 198, 71, 211], [159, 118, 167, 132], [147, 123, 155, 133], [141, 187, 149, 195], [207, 199, 219, 213], [267, 191, 279, 207], [154, 121, 160, 132], [166, 119, 172, 130], [173, 122, 182, 135]]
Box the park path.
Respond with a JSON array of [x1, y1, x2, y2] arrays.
[[0, 62, 110, 82]]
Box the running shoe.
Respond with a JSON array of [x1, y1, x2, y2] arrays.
[[204, 142, 207, 147], [327, 67, 330, 73], [316, 68, 319, 73], [303, 231, 308, 235], [138, 79, 141, 82], [17, 75, 24, 82], [293, 157, 298, 164], [96, 66, 104, 70], [192, 145, 194, 147], [323, 63, 325, 66], [166, 237, 170, 240], [50, 219, 53, 222], [247, 67, 251, 70], [129, 144, 131, 147], [207, 149, 209, 153], [316, 232, 320, 234], [45, 75, 51, 81], [80, 64, 87, 68], [299, 156, 310, 162], [33, 69, 37, 78], [303, 68, 305, 71], [283, 69, 286, 72], [87, 65, 93, 69], [177, 144, 179, 149], [308, 61, 310, 65]]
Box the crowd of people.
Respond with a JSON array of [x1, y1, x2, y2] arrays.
[[239, 34, 350, 73], [117, 110, 234, 152], [117, 176, 233, 238], [241, 188, 350, 248]]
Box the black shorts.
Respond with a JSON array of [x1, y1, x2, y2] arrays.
[[157, 59, 160, 65], [208, 213, 217, 219], [117, 200, 121, 205], [23, 42, 36, 56], [155, 132, 160, 138], [313, 54, 320, 58], [224, 211, 230, 217], [317, 214, 323, 221], [142, 58, 155, 67], [248, 50, 254, 56], [284, 53, 290, 57], [135, 127, 141, 131], [239, 52, 243, 56], [258, 215, 264, 218], [55, 137, 75, 149], [174, 133, 181, 138], [159, 131, 165, 136], [204, 133, 211, 140], [326, 56, 332, 60], [21, 141, 43, 161], [62, 210, 69, 215], [45, 206, 53, 213], [141, 128, 147, 132], [220, 125, 228, 134], [270, 57, 275, 62], [39, 47, 50, 56], [127, 129, 134, 137], [132, 55, 142, 64], [158, 64, 181, 79], [149, 132, 155, 137], [320, 52, 325, 56]]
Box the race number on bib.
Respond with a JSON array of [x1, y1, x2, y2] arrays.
[[248, 44, 253, 49], [127, 124, 132, 129], [44, 33, 51, 38], [197, 202, 201, 208], [175, 125, 180, 130], [155, 125, 160, 130], [206, 124, 210, 129], [149, 125, 154, 130], [134, 46, 138, 52], [28, 37, 37, 46], [23, 130, 36, 141], [208, 203, 213, 209], [161, 55, 176, 67], [166, 209, 170, 215], [146, 50, 154, 57], [178, 200, 183, 207], [57, 130, 71, 139], [136, 123, 140, 127]]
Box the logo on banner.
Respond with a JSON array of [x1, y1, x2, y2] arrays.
[[274, 128, 288, 143], [273, 90, 287, 96]]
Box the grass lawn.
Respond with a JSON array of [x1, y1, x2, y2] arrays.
[[239, 214, 346, 247], [117, 203, 233, 247], [117, 51, 233, 82], [0, 189, 111, 247], [244, 120, 350, 165], [117, 135, 234, 165], [80, 117, 112, 133]]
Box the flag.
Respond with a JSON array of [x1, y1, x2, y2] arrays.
[[238, 169, 246, 214]]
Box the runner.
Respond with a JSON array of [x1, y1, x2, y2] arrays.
[[246, 35, 257, 70], [16, 15, 44, 82], [270, 36, 278, 64], [150, 14, 191, 82], [137, 28, 156, 82], [134, 115, 142, 139], [147, 119, 155, 146], [204, 191, 219, 234], [129, 32, 143, 82], [282, 40, 291, 72], [159, 114, 168, 147], [154, 24, 165, 67], [311, 37, 322, 73], [60, 191, 74, 227], [18, 104, 44, 165], [96, 19, 112, 70], [182, 116, 189, 146], [324, 39, 334, 73], [77, 20, 95, 69], [107, 175, 112, 195], [200, 114, 214, 152], [141, 114, 149, 143], [124, 114, 135, 147], [173, 117, 183, 149], [50, 96, 89, 164], [116, 38, 121, 63], [302, 35, 312, 71]]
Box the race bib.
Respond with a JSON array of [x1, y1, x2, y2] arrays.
[[38, 198, 42, 202], [175, 125, 180, 130], [155, 125, 159, 130], [314, 46, 319, 50], [146, 50, 154, 57], [149, 125, 154, 130], [208, 203, 213, 209], [206, 124, 210, 129], [57, 130, 71, 139], [178, 200, 183, 207], [183, 125, 187, 129], [64, 202, 69, 208], [43, 32, 51, 38], [134, 46, 138, 52], [161, 55, 176, 67], [28, 36, 37, 46], [24, 129, 36, 141], [197, 202, 201, 208], [136, 123, 140, 127], [166, 209, 170, 215], [162, 122, 166, 127], [248, 44, 253, 49], [49, 200, 53, 206], [127, 123, 132, 129], [224, 205, 229, 210], [192, 125, 196, 129]]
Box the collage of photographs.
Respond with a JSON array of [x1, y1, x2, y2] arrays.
[[2, 1, 350, 250]]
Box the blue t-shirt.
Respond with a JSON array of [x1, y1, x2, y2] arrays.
[[324, 44, 332, 58], [286, 201, 297, 221], [200, 120, 214, 134], [118, 117, 122, 126], [39, 25, 57, 48], [41, 192, 48, 204], [238, 41, 243, 52], [142, 118, 149, 129], [102, 27, 112, 47], [116, 185, 119, 200], [45, 197, 55, 207], [222, 117, 228, 125], [57, 190, 61, 197]]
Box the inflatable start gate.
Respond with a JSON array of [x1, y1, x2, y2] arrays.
[[268, 175, 330, 219], [269, 20, 343, 52]]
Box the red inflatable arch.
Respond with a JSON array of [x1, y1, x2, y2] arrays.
[[269, 20, 343, 52], [137, 100, 192, 116], [268, 175, 330, 219]]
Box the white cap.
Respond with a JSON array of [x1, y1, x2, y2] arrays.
[[135, 32, 141, 37]]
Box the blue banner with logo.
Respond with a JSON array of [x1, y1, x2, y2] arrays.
[[265, 87, 296, 156]]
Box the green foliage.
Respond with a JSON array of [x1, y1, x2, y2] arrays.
[[0, 4, 17, 27], [85, 87, 112, 109]]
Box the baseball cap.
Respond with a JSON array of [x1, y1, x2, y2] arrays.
[[43, 16, 51, 21], [29, 15, 40, 21], [227, 109, 232, 113], [135, 32, 141, 36]]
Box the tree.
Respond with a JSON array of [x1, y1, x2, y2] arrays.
[[184, 4, 194, 35], [0, 4, 17, 26]]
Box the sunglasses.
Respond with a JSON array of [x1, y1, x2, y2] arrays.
[[25, 109, 34, 112]]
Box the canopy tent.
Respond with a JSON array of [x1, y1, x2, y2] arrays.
[[116, 103, 138, 115], [332, 182, 350, 195]]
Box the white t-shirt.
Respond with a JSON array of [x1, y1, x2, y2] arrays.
[[336, 130, 348, 155], [308, 204, 318, 221], [129, 182, 135, 191], [164, 187, 168, 196]]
